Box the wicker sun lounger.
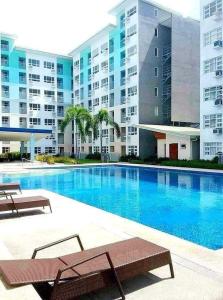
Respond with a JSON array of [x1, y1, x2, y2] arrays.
[[0, 193, 52, 215], [0, 235, 174, 300], [0, 183, 21, 194]]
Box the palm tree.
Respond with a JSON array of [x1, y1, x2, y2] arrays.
[[92, 109, 121, 157], [61, 105, 90, 157]]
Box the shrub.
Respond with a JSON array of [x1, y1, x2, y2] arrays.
[[160, 159, 223, 170], [86, 153, 101, 160], [46, 156, 55, 165], [119, 154, 141, 162]]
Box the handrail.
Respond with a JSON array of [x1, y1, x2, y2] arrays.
[[21, 157, 34, 167]]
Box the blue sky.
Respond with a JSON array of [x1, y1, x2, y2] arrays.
[[0, 0, 200, 54]]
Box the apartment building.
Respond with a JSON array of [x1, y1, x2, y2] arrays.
[[200, 0, 223, 159], [0, 33, 73, 155], [70, 0, 200, 159]]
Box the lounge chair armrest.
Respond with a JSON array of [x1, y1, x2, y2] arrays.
[[54, 252, 125, 299], [32, 234, 84, 258]]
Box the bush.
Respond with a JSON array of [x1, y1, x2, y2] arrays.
[[46, 156, 55, 165], [119, 154, 141, 162], [160, 159, 223, 170], [85, 153, 101, 160], [36, 155, 77, 165]]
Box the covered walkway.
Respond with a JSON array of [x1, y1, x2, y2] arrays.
[[0, 127, 52, 161]]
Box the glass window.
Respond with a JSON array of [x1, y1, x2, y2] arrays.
[[28, 59, 40, 67], [203, 0, 222, 19], [204, 86, 222, 101]]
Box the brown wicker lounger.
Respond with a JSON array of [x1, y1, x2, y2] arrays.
[[0, 235, 174, 299], [0, 183, 21, 194], [0, 193, 52, 215]]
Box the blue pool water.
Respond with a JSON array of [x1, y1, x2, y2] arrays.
[[1, 165, 223, 250]]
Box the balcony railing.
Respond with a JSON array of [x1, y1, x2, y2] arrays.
[[2, 108, 10, 113], [19, 109, 27, 114], [2, 91, 9, 98]]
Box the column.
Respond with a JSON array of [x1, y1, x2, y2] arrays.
[[29, 134, 35, 162]]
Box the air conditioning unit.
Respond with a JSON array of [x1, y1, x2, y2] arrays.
[[214, 10, 222, 21], [215, 97, 223, 105], [214, 40, 223, 48], [215, 70, 223, 78], [213, 128, 222, 134]]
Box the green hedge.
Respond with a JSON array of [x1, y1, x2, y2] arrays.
[[160, 159, 223, 170], [36, 155, 77, 165]]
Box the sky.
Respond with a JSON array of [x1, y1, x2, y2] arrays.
[[0, 0, 200, 55]]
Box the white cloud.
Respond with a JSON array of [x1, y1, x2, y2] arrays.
[[0, 0, 200, 55]]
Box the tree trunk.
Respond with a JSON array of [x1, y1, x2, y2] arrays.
[[100, 124, 103, 161]]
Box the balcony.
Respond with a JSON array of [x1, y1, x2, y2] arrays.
[[1, 44, 9, 51], [2, 122, 10, 127], [19, 109, 27, 114], [57, 97, 64, 103], [2, 107, 10, 113], [20, 123, 27, 129], [1, 75, 9, 83], [19, 62, 26, 69], [121, 116, 126, 123], [57, 112, 64, 118], [1, 91, 9, 98], [1, 59, 9, 67], [121, 135, 126, 142], [110, 135, 115, 142], [120, 77, 126, 86]]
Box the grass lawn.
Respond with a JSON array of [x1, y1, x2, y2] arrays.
[[77, 159, 102, 164]]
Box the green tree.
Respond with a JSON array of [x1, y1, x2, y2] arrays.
[[92, 109, 121, 156], [61, 105, 90, 157]]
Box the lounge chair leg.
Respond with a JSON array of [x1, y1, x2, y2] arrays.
[[49, 203, 52, 213], [169, 262, 174, 278]]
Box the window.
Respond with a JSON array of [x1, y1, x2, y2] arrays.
[[128, 126, 137, 135], [203, 0, 222, 19], [204, 86, 222, 101], [29, 74, 40, 82], [57, 92, 64, 101], [101, 43, 108, 53], [45, 119, 55, 126], [128, 65, 137, 77], [44, 76, 54, 84], [57, 63, 63, 74], [93, 65, 99, 74], [120, 70, 126, 85], [29, 89, 40, 97], [155, 87, 159, 97], [120, 14, 125, 28], [154, 106, 159, 117], [1, 40, 9, 51], [80, 57, 84, 70], [45, 147, 56, 154], [2, 101, 10, 113], [94, 146, 100, 153], [109, 57, 114, 72], [155, 28, 158, 37], [128, 86, 137, 96], [1, 70, 9, 82], [128, 146, 138, 155], [57, 106, 64, 117], [93, 81, 99, 90], [93, 98, 99, 106], [101, 61, 108, 71], [19, 57, 26, 69], [109, 39, 114, 54], [204, 27, 222, 46], [102, 129, 109, 137], [204, 142, 222, 155], [28, 59, 40, 67], [35, 147, 41, 154], [127, 24, 137, 37], [44, 105, 55, 111], [155, 67, 159, 77], [203, 114, 222, 128], [57, 78, 63, 89], [2, 147, 10, 153], [155, 47, 159, 57], [2, 116, 9, 126], [154, 8, 158, 17], [92, 48, 99, 58], [101, 78, 108, 88], [120, 32, 126, 48], [1, 54, 9, 66], [128, 106, 137, 116], [29, 118, 41, 125], [101, 95, 108, 104], [1, 86, 9, 98], [204, 56, 222, 73], [19, 87, 27, 99], [44, 61, 54, 69], [127, 45, 137, 57], [44, 90, 55, 98], [80, 73, 84, 85], [19, 72, 26, 84], [127, 6, 136, 17], [29, 103, 40, 111]]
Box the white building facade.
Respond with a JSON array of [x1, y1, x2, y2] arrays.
[[0, 33, 73, 155], [200, 0, 223, 159], [70, 0, 200, 159]]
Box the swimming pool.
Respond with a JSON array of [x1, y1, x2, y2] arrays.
[[1, 165, 223, 250]]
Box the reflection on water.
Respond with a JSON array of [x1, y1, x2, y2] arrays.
[[1, 166, 223, 250]]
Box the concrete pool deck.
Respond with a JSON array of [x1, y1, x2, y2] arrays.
[[1, 189, 223, 299]]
